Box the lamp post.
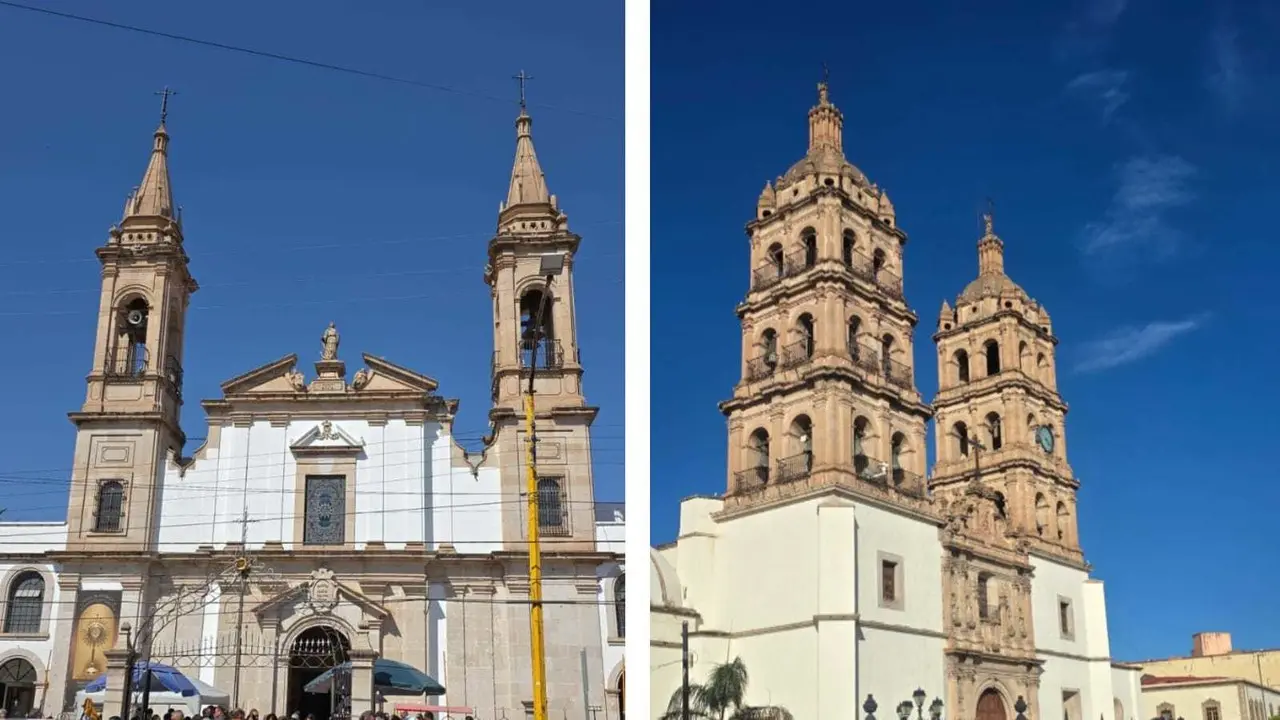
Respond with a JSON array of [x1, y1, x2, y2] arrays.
[[525, 252, 566, 720]]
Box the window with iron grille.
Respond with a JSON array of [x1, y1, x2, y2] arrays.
[[537, 477, 567, 535], [3, 572, 44, 634], [94, 480, 125, 533]]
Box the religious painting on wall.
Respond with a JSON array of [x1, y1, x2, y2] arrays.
[[70, 592, 121, 682], [304, 475, 346, 545]]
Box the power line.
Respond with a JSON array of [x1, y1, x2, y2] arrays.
[[0, 1, 618, 122]]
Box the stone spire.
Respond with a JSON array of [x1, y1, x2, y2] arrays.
[[122, 122, 176, 223], [504, 108, 552, 209], [808, 78, 844, 154], [977, 209, 1005, 276]]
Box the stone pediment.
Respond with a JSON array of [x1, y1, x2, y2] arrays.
[[357, 354, 439, 393], [253, 568, 389, 620], [290, 421, 365, 455], [220, 354, 304, 396]]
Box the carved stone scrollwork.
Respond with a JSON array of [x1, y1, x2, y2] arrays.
[[351, 368, 373, 390], [307, 568, 339, 614], [287, 370, 306, 391]]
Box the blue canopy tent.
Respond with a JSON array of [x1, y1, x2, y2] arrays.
[[84, 662, 199, 696], [303, 659, 445, 696]]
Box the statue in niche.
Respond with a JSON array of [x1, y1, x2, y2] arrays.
[[321, 322, 340, 360]]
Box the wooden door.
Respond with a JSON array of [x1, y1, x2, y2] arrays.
[[976, 690, 1008, 720]]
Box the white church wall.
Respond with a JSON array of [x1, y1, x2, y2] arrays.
[[858, 625, 947, 715], [1111, 666, 1142, 720], [1033, 556, 1114, 720], [0, 552, 64, 705], [595, 508, 625, 699], [158, 419, 506, 552]]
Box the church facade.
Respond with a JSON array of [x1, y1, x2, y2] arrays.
[[650, 82, 1141, 720], [0, 101, 624, 720]]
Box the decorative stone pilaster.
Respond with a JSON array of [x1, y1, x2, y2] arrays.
[[347, 648, 379, 716], [101, 643, 132, 720]]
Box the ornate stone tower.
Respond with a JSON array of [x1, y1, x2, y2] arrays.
[[486, 101, 597, 550], [65, 112, 196, 552], [719, 80, 931, 511], [930, 211, 1084, 720]]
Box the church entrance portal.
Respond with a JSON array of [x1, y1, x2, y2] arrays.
[[286, 627, 350, 720], [0, 658, 38, 717], [976, 690, 1007, 720]]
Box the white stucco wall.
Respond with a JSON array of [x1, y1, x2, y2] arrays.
[[0, 526, 67, 714], [1111, 666, 1143, 720], [666, 495, 944, 720], [596, 509, 626, 698], [1032, 555, 1117, 720], [156, 419, 501, 551]]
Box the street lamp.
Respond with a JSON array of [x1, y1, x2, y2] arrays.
[[524, 251, 566, 720], [914, 689, 927, 720]]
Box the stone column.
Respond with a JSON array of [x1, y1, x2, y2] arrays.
[[102, 635, 132, 720], [347, 649, 379, 717]]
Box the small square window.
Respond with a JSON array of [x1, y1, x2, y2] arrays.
[[1058, 597, 1074, 639], [876, 552, 904, 611]]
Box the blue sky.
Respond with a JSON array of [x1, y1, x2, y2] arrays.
[[0, 1, 624, 516], [651, 0, 1280, 662]]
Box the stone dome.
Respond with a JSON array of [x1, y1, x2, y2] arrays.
[[650, 548, 683, 608], [778, 146, 869, 189], [956, 273, 1028, 304]]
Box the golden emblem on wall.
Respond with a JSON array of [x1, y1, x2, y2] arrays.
[[72, 602, 118, 681]]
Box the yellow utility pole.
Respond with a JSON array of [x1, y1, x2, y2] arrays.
[[523, 252, 563, 720]]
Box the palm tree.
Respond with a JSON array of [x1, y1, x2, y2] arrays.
[[661, 658, 791, 720]]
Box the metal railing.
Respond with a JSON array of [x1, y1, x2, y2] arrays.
[[784, 246, 816, 276], [105, 346, 149, 380], [520, 337, 564, 369], [164, 355, 184, 400], [848, 340, 914, 389], [853, 453, 927, 498], [734, 465, 769, 491], [745, 353, 779, 381], [844, 248, 904, 299], [751, 259, 787, 289], [775, 451, 813, 483], [780, 340, 814, 369]]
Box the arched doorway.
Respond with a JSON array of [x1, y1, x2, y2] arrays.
[[976, 689, 1007, 720], [0, 658, 38, 717], [618, 669, 625, 720], [286, 626, 350, 720]]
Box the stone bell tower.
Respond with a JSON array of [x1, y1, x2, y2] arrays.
[[485, 96, 597, 550], [930, 210, 1081, 563], [65, 104, 197, 552], [719, 78, 931, 512]]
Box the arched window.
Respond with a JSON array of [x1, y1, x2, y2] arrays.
[[847, 316, 862, 360], [613, 574, 625, 638], [94, 480, 125, 533], [993, 491, 1008, 520], [853, 417, 870, 475], [519, 288, 557, 368], [784, 415, 814, 479], [985, 339, 1001, 375], [801, 228, 818, 268], [798, 314, 816, 360], [3, 571, 45, 634], [1035, 493, 1050, 537], [954, 422, 970, 457], [872, 248, 886, 280], [1036, 352, 1049, 380], [537, 478, 567, 534], [761, 329, 779, 371], [1019, 341, 1030, 371], [767, 243, 784, 278], [842, 230, 856, 268], [986, 412, 1003, 451], [1056, 501, 1070, 541], [954, 349, 970, 383], [881, 334, 894, 377], [111, 296, 150, 377], [890, 432, 906, 484], [748, 429, 771, 486]]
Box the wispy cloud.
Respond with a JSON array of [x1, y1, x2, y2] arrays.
[[1075, 314, 1209, 372], [1058, 0, 1129, 60], [1206, 20, 1248, 114], [1066, 70, 1130, 123], [1081, 155, 1196, 258]]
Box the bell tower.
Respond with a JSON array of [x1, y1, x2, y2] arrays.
[[930, 210, 1081, 562], [719, 79, 931, 512], [65, 102, 197, 552], [485, 94, 597, 550]]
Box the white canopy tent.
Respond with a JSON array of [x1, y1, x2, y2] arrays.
[[76, 676, 231, 716]]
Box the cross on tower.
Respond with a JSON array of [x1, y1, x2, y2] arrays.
[[513, 70, 533, 109], [155, 86, 178, 125], [822, 61, 830, 84]]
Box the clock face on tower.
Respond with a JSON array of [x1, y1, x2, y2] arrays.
[[1036, 425, 1054, 454]]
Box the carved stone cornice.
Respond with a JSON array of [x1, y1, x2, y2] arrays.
[[932, 370, 1068, 414]]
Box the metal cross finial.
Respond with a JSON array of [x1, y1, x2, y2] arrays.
[[513, 70, 533, 109], [823, 61, 830, 83], [155, 86, 178, 125]]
